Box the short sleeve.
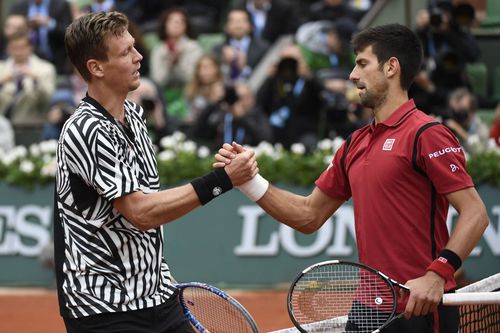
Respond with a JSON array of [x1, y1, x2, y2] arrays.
[[63, 117, 141, 201], [417, 124, 474, 194], [315, 141, 352, 200]]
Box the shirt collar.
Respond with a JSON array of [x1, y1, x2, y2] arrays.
[[370, 99, 417, 130], [247, 0, 271, 13]]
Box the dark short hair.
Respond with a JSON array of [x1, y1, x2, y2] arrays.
[[351, 23, 423, 90], [64, 11, 129, 82], [156, 7, 193, 40]]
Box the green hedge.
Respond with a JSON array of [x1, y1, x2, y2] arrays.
[[0, 133, 499, 189]]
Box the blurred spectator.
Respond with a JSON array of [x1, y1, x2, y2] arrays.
[[307, 0, 365, 23], [257, 45, 322, 149], [443, 88, 489, 154], [0, 114, 15, 151], [1, 14, 30, 60], [174, 0, 227, 37], [489, 103, 500, 146], [414, 1, 480, 115], [150, 7, 203, 120], [409, 65, 442, 116], [127, 77, 176, 145], [112, 0, 168, 31], [295, 19, 358, 138], [233, 0, 300, 44], [81, 0, 115, 13], [213, 7, 270, 82], [347, 0, 372, 12], [185, 54, 226, 123], [415, 1, 480, 71], [10, 0, 73, 75], [296, 19, 356, 73], [41, 88, 75, 140], [0, 33, 56, 125], [190, 82, 272, 150]]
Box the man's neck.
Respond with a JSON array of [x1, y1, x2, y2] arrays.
[[373, 91, 409, 124], [87, 84, 127, 123]]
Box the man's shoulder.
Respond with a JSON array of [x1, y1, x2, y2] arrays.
[[62, 103, 105, 134]]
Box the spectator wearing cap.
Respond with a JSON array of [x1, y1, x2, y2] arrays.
[[40, 88, 75, 140]]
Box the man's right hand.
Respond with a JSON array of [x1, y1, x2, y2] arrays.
[[223, 147, 258, 187], [213, 142, 245, 168]]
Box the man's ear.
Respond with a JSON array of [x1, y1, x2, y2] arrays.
[[87, 59, 104, 78], [385, 57, 400, 79]]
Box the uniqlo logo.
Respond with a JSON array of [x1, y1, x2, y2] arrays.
[[382, 139, 395, 151]]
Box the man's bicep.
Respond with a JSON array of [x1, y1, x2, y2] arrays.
[[112, 191, 143, 224], [445, 187, 483, 213]]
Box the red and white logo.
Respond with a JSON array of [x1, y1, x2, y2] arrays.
[[450, 164, 459, 173], [382, 138, 395, 151]]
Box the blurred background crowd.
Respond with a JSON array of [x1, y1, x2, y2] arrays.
[[0, 0, 499, 156]]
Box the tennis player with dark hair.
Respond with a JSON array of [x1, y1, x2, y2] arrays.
[[54, 11, 257, 333], [216, 23, 488, 333]]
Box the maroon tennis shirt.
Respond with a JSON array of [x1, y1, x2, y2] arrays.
[[316, 99, 473, 292]]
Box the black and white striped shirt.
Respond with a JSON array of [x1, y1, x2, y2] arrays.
[[54, 95, 175, 318]]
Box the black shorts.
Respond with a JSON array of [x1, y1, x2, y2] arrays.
[[346, 300, 459, 333], [63, 292, 195, 333]]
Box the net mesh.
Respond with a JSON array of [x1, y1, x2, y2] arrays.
[[270, 272, 500, 333], [456, 273, 500, 333]]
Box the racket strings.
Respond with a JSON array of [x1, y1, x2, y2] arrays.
[[290, 264, 396, 332], [182, 288, 255, 333]]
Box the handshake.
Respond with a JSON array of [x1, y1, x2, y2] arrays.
[[213, 141, 269, 202]]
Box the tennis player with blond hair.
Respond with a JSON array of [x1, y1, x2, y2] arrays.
[[54, 11, 257, 333]]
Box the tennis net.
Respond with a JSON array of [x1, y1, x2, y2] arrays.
[[270, 273, 500, 333]]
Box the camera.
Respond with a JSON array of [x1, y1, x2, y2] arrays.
[[141, 97, 156, 114], [223, 85, 239, 106], [430, 7, 444, 28]]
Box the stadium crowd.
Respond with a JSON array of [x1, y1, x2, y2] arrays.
[[0, 0, 499, 154]]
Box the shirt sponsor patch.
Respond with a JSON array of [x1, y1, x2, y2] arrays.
[[428, 146, 462, 159], [382, 138, 395, 151]]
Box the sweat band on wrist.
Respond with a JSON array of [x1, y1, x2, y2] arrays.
[[191, 168, 233, 205], [237, 174, 269, 202], [427, 257, 456, 281], [438, 249, 462, 271]]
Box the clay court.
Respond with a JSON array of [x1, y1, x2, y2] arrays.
[[0, 288, 292, 333]]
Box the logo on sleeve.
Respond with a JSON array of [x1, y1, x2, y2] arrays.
[[450, 164, 459, 173], [382, 139, 395, 151], [428, 146, 462, 159]]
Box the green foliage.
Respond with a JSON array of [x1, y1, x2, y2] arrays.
[[467, 151, 500, 186], [1, 135, 499, 189]]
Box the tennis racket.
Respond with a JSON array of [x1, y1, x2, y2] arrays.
[[287, 260, 500, 333], [175, 282, 260, 333]]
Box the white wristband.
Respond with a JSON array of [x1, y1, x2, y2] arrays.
[[237, 174, 269, 202]]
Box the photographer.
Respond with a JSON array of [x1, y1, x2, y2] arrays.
[[443, 87, 489, 155], [127, 77, 176, 145], [190, 82, 271, 150], [41, 88, 75, 140], [416, 1, 480, 71], [257, 45, 322, 149]]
